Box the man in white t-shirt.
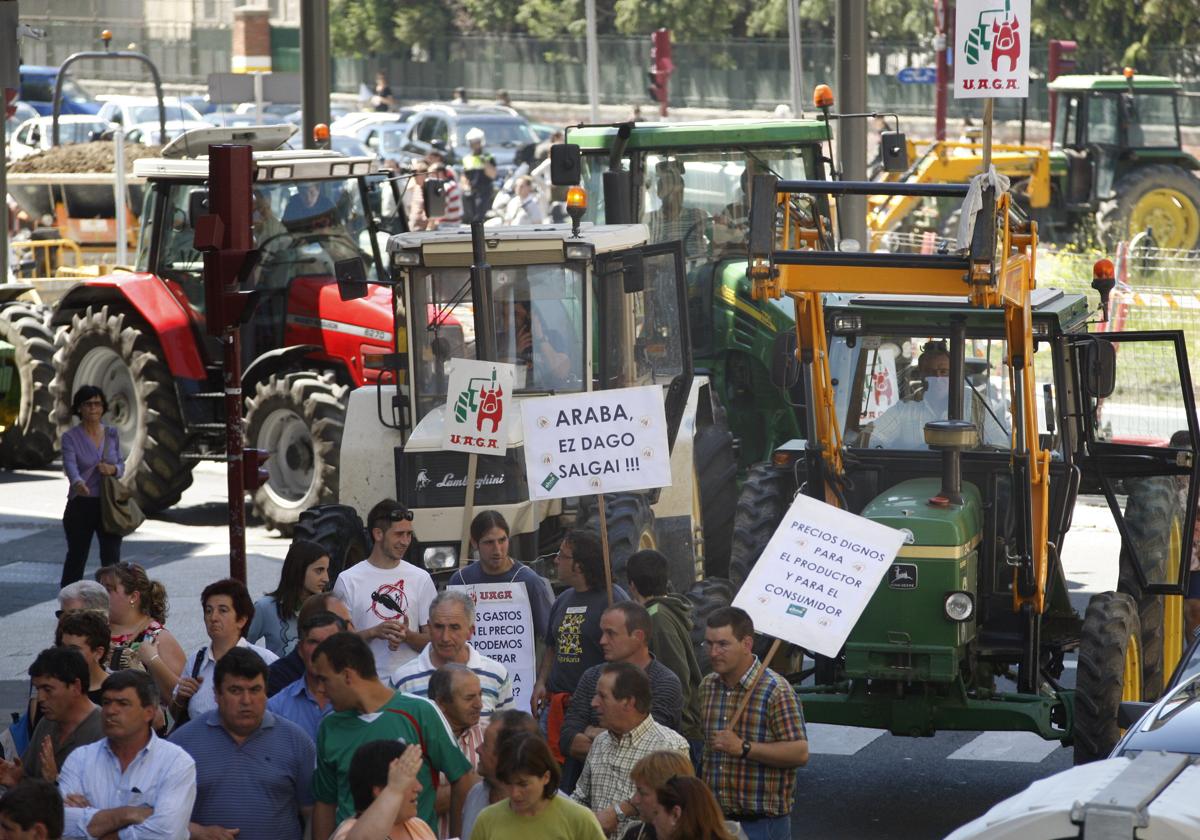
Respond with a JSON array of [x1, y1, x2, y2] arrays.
[[332, 499, 436, 675]]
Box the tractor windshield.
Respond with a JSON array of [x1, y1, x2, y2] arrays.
[[409, 262, 586, 424], [138, 176, 382, 320], [580, 147, 810, 262], [1124, 92, 1180, 148], [831, 333, 1015, 451]]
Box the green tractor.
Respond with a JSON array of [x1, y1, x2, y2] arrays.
[[567, 121, 829, 484], [1036, 74, 1200, 250], [738, 171, 1200, 762]]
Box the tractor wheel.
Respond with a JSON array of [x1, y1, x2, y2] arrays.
[[729, 462, 793, 590], [1096, 165, 1200, 250], [51, 305, 193, 512], [1073, 591, 1142, 764], [244, 371, 348, 536], [686, 576, 734, 673], [0, 303, 58, 468], [1117, 475, 1185, 701], [694, 421, 738, 578], [577, 492, 656, 585], [293, 503, 371, 581]]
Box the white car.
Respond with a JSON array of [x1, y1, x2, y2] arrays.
[[123, 119, 214, 145], [7, 115, 115, 160], [95, 97, 204, 129]]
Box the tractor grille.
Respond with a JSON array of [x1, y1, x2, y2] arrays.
[[398, 448, 528, 509]]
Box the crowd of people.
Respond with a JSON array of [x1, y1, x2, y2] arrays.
[[1, 489, 809, 840]]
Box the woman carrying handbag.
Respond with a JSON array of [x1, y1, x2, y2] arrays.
[[61, 385, 127, 587]]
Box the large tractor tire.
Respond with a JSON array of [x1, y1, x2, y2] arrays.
[[1096, 165, 1200, 251], [577, 492, 656, 586], [294, 503, 371, 581], [245, 371, 348, 535], [0, 303, 58, 468], [1073, 591, 1142, 764], [1117, 475, 1185, 701], [694, 421, 738, 578], [729, 462, 793, 590], [686, 576, 734, 673], [51, 305, 193, 512]]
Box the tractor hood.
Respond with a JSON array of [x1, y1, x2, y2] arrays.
[[284, 278, 397, 386], [860, 477, 983, 548]]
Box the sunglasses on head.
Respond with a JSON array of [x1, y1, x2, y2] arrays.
[[386, 509, 414, 522]]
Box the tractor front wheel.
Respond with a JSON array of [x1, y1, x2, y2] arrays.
[[0, 303, 58, 468], [1097, 165, 1200, 250], [294, 503, 370, 581], [694, 421, 738, 578], [51, 306, 193, 512], [244, 372, 348, 535], [1073, 591, 1142, 764], [577, 492, 656, 586], [729, 462, 793, 590]]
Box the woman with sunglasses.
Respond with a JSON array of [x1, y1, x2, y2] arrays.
[[246, 539, 331, 656], [651, 776, 737, 840], [60, 386, 126, 587]]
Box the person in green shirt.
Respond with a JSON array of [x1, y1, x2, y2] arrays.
[[310, 632, 475, 839], [471, 732, 604, 840]]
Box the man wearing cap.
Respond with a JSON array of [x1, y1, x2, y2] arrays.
[[426, 142, 463, 228], [331, 498, 437, 676], [460, 128, 497, 223]]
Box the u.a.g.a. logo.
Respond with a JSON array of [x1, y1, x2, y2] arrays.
[[443, 359, 516, 455], [955, 0, 1029, 99]]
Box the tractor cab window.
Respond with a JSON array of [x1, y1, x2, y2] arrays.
[[833, 333, 1012, 451], [408, 262, 585, 425], [149, 182, 207, 314], [1086, 95, 1119, 146], [1056, 94, 1079, 149], [1124, 92, 1180, 148]]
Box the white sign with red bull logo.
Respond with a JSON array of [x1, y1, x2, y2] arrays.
[[442, 358, 518, 455], [954, 0, 1031, 99]]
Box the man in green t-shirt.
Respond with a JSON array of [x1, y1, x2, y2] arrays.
[[310, 632, 475, 839]]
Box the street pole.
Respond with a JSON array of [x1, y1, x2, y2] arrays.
[[835, 0, 867, 246], [113, 125, 127, 265], [935, 0, 950, 141], [786, 0, 803, 117], [584, 0, 600, 122], [300, 0, 331, 149]]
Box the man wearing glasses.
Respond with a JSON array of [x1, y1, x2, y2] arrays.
[[331, 499, 436, 675]]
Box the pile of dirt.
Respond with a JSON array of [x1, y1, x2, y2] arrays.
[[8, 142, 164, 174]]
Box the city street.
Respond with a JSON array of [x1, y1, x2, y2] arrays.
[[0, 461, 1124, 838]]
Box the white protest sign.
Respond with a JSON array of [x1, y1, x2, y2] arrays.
[[442, 358, 517, 455], [521, 386, 671, 500], [733, 494, 905, 657], [954, 0, 1031, 99], [450, 582, 535, 714]]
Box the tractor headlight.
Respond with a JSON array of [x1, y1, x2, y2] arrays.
[[422, 545, 458, 571], [563, 242, 594, 261], [944, 591, 974, 622], [831, 314, 863, 334], [393, 249, 422, 267]]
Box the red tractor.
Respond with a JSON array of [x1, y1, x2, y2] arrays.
[[48, 126, 408, 532]]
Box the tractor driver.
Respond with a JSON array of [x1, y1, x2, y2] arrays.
[[283, 182, 340, 232], [864, 342, 1008, 450], [515, 300, 572, 388]]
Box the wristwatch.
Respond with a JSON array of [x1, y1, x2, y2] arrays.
[[740, 739, 752, 759]]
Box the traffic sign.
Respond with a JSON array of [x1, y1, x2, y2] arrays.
[[897, 67, 937, 85]]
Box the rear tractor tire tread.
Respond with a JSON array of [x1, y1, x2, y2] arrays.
[[0, 302, 59, 468]]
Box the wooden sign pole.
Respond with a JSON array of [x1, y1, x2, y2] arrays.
[[457, 453, 479, 568], [597, 493, 614, 605], [728, 638, 783, 731]]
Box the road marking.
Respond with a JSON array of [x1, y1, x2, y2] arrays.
[[805, 723, 888, 755], [947, 731, 1062, 763], [0, 524, 45, 544]]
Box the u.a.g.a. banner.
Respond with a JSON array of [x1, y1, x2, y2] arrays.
[[954, 0, 1031, 99], [520, 386, 671, 500], [733, 493, 905, 658], [442, 358, 517, 455]]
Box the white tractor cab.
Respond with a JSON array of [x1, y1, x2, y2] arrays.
[[329, 222, 738, 596]]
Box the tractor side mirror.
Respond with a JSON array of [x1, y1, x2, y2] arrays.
[[550, 143, 582, 186], [1081, 339, 1116, 399], [880, 130, 908, 172], [769, 330, 800, 389], [423, 178, 446, 219], [622, 254, 645, 294], [335, 257, 369, 301], [188, 189, 210, 227]]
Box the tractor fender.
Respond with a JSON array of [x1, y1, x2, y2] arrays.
[[284, 278, 397, 387], [52, 273, 207, 380], [242, 344, 334, 395]]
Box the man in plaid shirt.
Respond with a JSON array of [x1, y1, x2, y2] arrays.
[[571, 662, 688, 838], [701, 607, 808, 840]]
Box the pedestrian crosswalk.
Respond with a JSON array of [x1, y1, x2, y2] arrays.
[[806, 723, 1067, 763]]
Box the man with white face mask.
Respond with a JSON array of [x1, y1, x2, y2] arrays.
[[866, 343, 1008, 450]]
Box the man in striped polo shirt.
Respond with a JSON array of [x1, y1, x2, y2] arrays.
[[389, 590, 514, 721]]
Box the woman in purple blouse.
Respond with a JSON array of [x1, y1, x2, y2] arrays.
[[60, 385, 126, 587]]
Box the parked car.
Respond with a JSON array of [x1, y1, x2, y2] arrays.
[[95, 97, 205, 128], [402, 104, 537, 183], [283, 132, 371, 158], [5, 101, 39, 140], [124, 119, 215, 145], [7, 115, 115, 160], [1112, 633, 1200, 757], [19, 66, 101, 116]]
